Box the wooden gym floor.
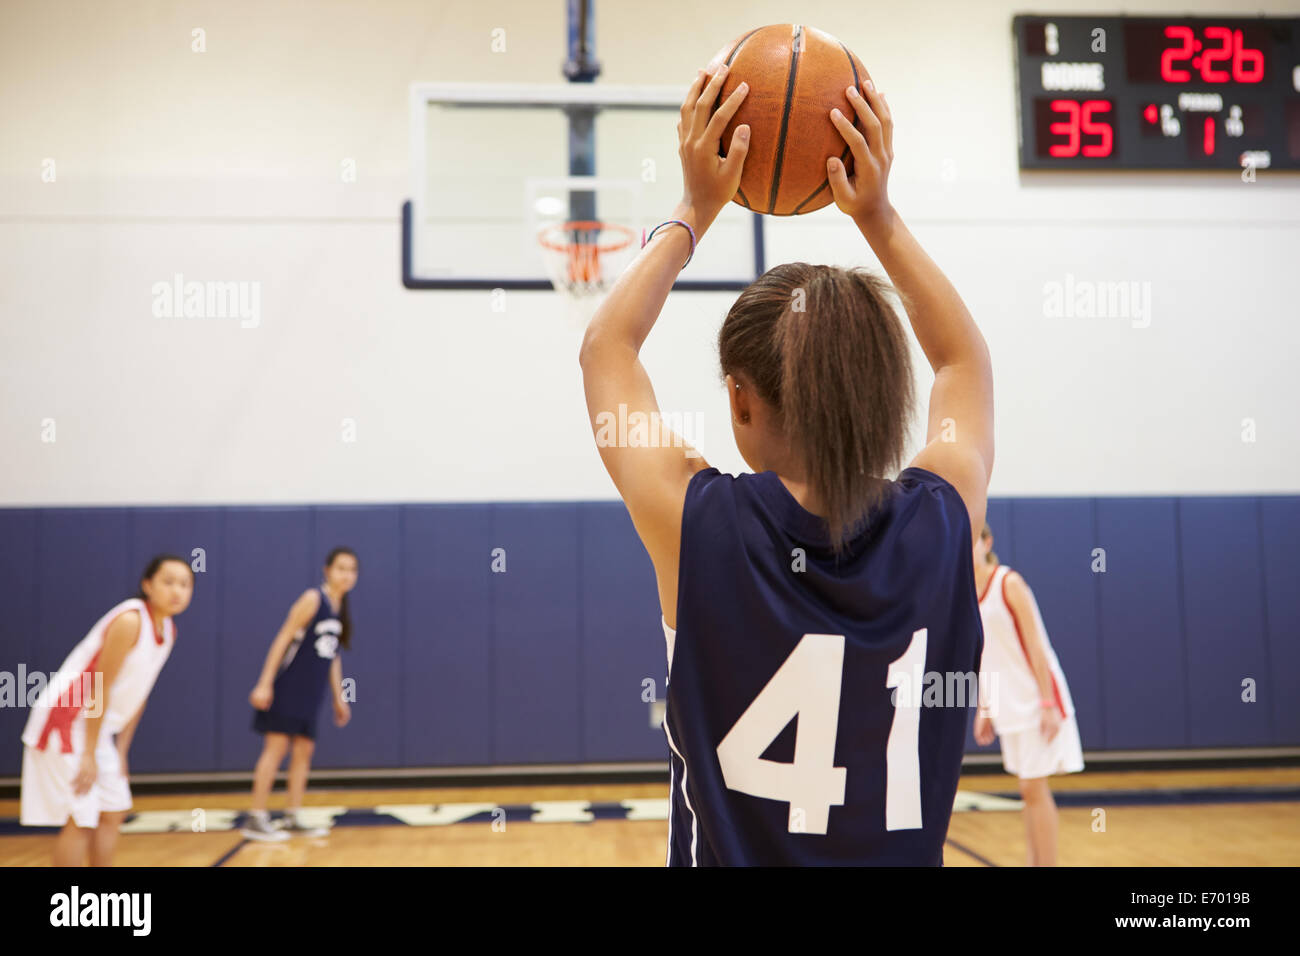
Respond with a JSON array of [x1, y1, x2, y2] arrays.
[[1, 766, 1297, 866]]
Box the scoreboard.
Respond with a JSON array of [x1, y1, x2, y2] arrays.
[[1013, 15, 1300, 170]]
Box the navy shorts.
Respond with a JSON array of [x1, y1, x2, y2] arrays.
[[252, 708, 317, 740]]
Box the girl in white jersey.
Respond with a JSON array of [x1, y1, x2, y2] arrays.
[[972, 523, 1083, 866], [20, 554, 193, 865]]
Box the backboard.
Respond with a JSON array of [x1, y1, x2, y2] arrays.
[[402, 83, 765, 291]]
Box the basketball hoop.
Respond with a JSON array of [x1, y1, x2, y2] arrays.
[[537, 220, 637, 324]]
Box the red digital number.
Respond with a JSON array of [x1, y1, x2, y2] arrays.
[[1161, 25, 1194, 81], [1081, 101, 1113, 156], [1201, 26, 1232, 82], [1048, 100, 1080, 156], [1163, 24, 1266, 84], [1048, 100, 1112, 158], [1232, 29, 1265, 83], [1202, 116, 1215, 155]]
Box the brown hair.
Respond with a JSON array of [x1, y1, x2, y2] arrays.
[[980, 522, 998, 565], [718, 262, 915, 551], [134, 554, 194, 601], [324, 547, 358, 650]]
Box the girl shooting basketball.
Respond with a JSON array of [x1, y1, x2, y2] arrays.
[[242, 547, 357, 842], [972, 523, 1083, 866], [579, 63, 993, 864], [20, 554, 193, 866]]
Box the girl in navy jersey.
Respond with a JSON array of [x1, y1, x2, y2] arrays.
[[972, 523, 1083, 866], [20, 555, 193, 865], [579, 65, 993, 865], [243, 547, 357, 841]]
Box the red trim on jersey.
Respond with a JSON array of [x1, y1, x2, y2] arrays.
[[1001, 572, 1067, 720], [34, 651, 101, 754], [977, 564, 1000, 604], [32, 606, 144, 753], [142, 601, 166, 645]]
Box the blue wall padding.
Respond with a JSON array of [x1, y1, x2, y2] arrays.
[[0, 494, 1295, 775], [579, 503, 665, 761], [1094, 499, 1187, 749], [400, 505, 494, 767], [0, 510, 38, 777], [489, 504, 583, 764], [1178, 498, 1273, 747], [1259, 498, 1300, 745]]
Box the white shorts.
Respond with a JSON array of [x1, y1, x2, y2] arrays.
[[999, 715, 1085, 780], [20, 740, 132, 829]]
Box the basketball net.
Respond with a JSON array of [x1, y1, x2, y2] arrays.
[[537, 220, 637, 327]]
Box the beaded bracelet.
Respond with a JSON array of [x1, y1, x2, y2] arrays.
[[642, 219, 697, 269]]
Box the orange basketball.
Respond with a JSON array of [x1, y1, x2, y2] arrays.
[[707, 24, 867, 216]]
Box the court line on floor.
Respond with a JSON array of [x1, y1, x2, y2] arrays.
[[3, 786, 1294, 836], [211, 839, 248, 867], [986, 786, 1300, 807]]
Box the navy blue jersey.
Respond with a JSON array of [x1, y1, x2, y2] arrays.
[[269, 588, 343, 721], [664, 466, 983, 866]]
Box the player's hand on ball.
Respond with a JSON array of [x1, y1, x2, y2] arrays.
[[974, 712, 996, 746], [827, 79, 894, 223], [678, 65, 750, 224], [73, 752, 98, 796], [250, 682, 273, 710]]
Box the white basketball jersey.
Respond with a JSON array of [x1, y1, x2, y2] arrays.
[[976, 565, 1074, 734], [21, 598, 175, 754], [661, 617, 676, 673]]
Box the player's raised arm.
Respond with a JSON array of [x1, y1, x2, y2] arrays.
[[578, 65, 749, 613], [826, 77, 994, 542]]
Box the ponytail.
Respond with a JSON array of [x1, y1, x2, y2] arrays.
[[337, 592, 352, 651], [720, 262, 915, 552]]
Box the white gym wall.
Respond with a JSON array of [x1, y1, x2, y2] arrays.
[[1, 0, 1296, 505]]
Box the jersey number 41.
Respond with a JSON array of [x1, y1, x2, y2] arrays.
[[715, 630, 927, 835]]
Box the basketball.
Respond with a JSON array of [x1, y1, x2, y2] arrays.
[[707, 24, 868, 216]]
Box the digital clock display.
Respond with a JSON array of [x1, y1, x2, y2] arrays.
[[1013, 15, 1300, 169]]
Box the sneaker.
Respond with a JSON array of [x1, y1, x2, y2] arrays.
[[240, 813, 291, 842], [276, 814, 331, 838]]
